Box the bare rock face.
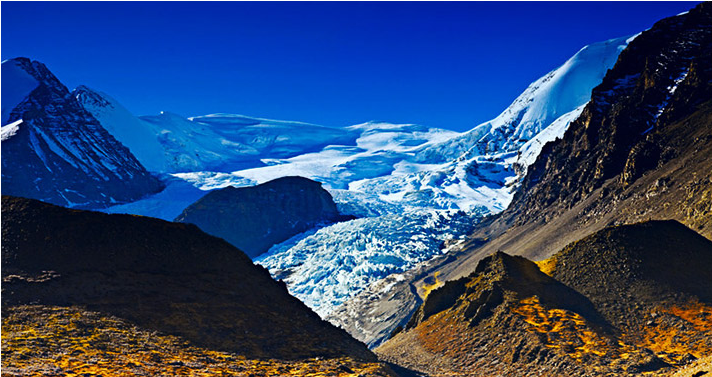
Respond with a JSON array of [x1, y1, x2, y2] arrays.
[[513, 2, 712, 225], [175, 176, 352, 258], [1, 58, 163, 208]]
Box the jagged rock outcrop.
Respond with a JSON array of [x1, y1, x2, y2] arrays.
[[1, 58, 163, 208], [175, 176, 352, 258], [513, 3, 712, 223], [377, 221, 712, 376]]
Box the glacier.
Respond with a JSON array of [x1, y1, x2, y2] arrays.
[[252, 36, 634, 317], [255, 208, 480, 317]]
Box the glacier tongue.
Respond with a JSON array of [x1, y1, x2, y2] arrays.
[[255, 208, 480, 317], [247, 36, 633, 318]]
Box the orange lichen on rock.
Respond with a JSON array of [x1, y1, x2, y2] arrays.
[[1, 305, 392, 377]]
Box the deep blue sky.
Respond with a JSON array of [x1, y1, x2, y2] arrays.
[[1, 2, 699, 131]]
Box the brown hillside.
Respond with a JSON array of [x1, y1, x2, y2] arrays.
[[1, 196, 397, 376]]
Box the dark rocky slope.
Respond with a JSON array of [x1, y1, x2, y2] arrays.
[[1, 58, 163, 208], [443, 1, 712, 278], [377, 221, 712, 376], [175, 176, 351, 258], [1, 195, 378, 369]]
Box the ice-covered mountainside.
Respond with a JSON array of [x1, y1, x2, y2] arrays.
[[1, 58, 163, 208], [171, 35, 633, 214], [92, 36, 634, 319], [173, 121, 459, 191], [83, 94, 460, 217], [415, 35, 637, 164], [350, 35, 636, 212], [255, 208, 479, 317], [79, 87, 358, 174], [93, 35, 631, 214]]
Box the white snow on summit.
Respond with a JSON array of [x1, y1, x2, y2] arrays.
[[1, 119, 23, 142], [349, 35, 634, 212]]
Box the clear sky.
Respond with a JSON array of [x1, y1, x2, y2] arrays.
[[1, 1, 699, 131]]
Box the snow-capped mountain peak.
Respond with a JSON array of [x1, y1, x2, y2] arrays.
[[416, 35, 635, 164]]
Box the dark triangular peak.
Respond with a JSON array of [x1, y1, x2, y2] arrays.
[[1, 58, 163, 208], [379, 250, 618, 376], [405, 251, 607, 332]]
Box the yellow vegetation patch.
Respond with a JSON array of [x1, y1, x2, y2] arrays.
[[1, 305, 391, 377], [639, 301, 712, 365], [511, 296, 622, 361], [420, 272, 443, 299], [535, 256, 558, 276]]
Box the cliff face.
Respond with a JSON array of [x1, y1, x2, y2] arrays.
[[434, 2, 712, 281], [1, 58, 163, 208], [1, 195, 374, 363], [513, 3, 712, 224], [175, 176, 351, 258]]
